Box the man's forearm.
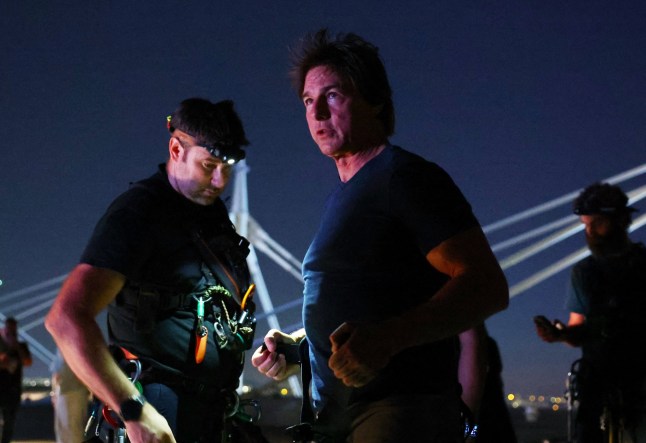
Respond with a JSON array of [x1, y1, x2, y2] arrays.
[[381, 270, 507, 355], [47, 312, 140, 410]]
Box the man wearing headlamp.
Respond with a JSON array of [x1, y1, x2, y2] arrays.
[[535, 182, 646, 443], [46, 98, 255, 443]]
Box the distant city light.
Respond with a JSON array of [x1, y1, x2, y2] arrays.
[[507, 393, 515, 401], [280, 388, 289, 396]]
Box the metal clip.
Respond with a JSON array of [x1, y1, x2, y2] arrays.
[[214, 318, 228, 349]]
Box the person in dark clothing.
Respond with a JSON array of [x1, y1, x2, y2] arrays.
[[535, 182, 646, 443], [46, 98, 256, 443], [0, 317, 32, 443], [472, 334, 517, 443], [251, 29, 509, 442]]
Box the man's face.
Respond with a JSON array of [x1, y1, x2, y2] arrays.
[[580, 214, 627, 257], [302, 65, 382, 158], [170, 135, 233, 206]]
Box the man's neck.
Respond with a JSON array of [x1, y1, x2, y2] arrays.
[[334, 143, 387, 182]]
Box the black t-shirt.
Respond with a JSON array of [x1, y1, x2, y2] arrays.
[[566, 243, 646, 405], [81, 166, 248, 389]]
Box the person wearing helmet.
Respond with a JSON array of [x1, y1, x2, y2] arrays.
[[535, 182, 646, 442]]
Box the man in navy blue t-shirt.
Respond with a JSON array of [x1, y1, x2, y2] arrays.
[[252, 29, 509, 442]]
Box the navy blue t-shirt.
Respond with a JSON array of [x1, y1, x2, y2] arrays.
[[303, 145, 479, 414]]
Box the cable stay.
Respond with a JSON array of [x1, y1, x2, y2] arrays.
[[0, 289, 58, 313], [0, 274, 67, 305], [229, 160, 303, 397], [484, 163, 646, 234], [509, 212, 646, 298]]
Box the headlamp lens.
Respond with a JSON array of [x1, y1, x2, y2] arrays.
[[206, 145, 246, 165]]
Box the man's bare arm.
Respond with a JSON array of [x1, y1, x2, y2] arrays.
[[383, 226, 508, 352], [329, 227, 508, 386], [45, 263, 175, 443]]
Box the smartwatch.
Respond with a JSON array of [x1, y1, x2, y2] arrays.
[[119, 393, 146, 422]]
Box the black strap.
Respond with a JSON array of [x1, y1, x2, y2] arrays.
[[298, 339, 315, 424], [190, 228, 243, 305]]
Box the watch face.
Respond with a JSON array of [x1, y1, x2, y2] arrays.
[[120, 394, 145, 421]]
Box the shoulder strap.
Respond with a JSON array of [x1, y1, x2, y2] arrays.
[[190, 228, 245, 305]]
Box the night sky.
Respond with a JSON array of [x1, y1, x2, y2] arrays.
[[2, 1, 645, 399]]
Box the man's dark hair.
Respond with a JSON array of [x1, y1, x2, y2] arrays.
[[168, 98, 249, 151], [289, 29, 395, 137], [573, 182, 637, 225]]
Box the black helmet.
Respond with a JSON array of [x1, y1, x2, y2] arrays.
[[573, 182, 638, 216]]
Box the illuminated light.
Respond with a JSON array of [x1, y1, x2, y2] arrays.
[[529, 395, 536, 402], [280, 388, 289, 396], [554, 397, 562, 404], [507, 393, 515, 401], [512, 401, 520, 409], [538, 395, 545, 402], [241, 385, 251, 394], [552, 404, 560, 411]]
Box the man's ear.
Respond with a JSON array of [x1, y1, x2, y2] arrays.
[[169, 137, 183, 161]]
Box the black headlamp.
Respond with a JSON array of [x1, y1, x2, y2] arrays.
[[204, 143, 246, 165], [573, 201, 638, 216], [167, 114, 247, 165]]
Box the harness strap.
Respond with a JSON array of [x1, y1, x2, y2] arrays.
[[190, 228, 244, 304]]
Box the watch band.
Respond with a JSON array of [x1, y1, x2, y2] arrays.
[[119, 392, 146, 422]]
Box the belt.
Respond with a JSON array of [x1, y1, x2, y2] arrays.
[[139, 367, 244, 418], [139, 367, 229, 400]]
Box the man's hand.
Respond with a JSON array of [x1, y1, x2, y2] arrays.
[[328, 322, 394, 388], [534, 315, 565, 343], [251, 329, 301, 381], [124, 402, 176, 443]]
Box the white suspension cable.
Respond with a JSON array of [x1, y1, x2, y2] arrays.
[[484, 163, 646, 234], [509, 212, 646, 297], [491, 215, 577, 253], [0, 274, 66, 304], [0, 289, 58, 313], [19, 315, 46, 333], [509, 247, 590, 298], [497, 182, 646, 270], [250, 220, 304, 271], [13, 298, 55, 321], [499, 223, 583, 270]]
